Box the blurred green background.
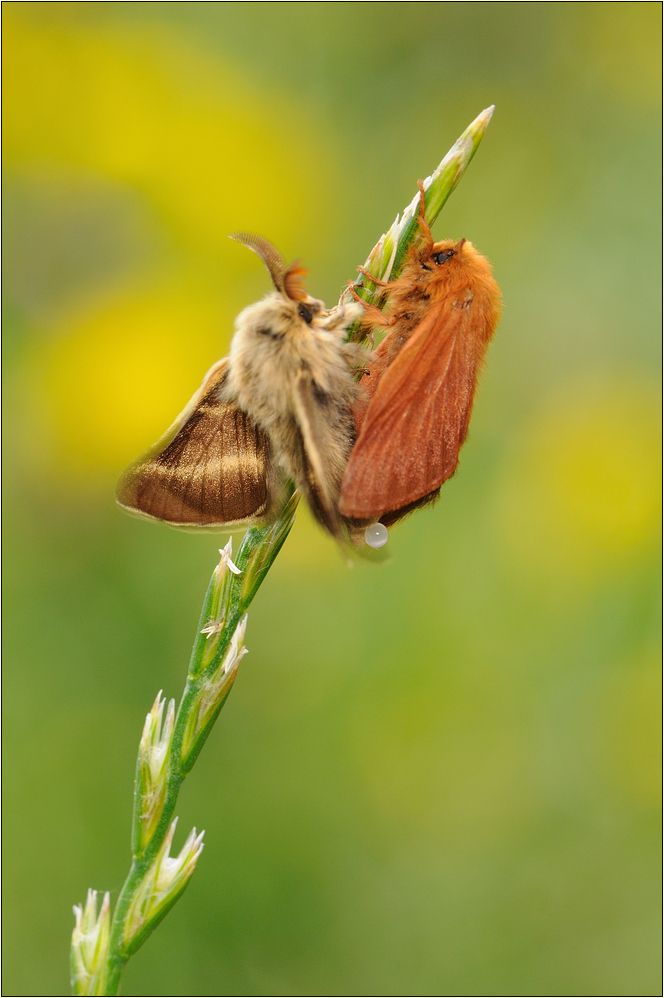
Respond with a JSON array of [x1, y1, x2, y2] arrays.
[[3, 3, 661, 995]]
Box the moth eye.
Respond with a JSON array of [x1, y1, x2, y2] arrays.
[[298, 301, 320, 324], [433, 250, 454, 266]]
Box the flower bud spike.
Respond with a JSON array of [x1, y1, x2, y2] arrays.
[[123, 819, 205, 955], [198, 539, 244, 660], [133, 691, 176, 855], [71, 889, 111, 996], [181, 615, 249, 766]]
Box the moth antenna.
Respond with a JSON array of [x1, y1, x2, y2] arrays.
[[283, 262, 309, 302], [229, 232, 287, 294], [417, 179, 426, 219], [415, 180, 434, 249]]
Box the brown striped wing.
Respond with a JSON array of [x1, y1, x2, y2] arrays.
[[116, 359, 276, 528], [339, 302, 481, 522]]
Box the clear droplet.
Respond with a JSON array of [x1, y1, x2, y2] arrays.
[[365, 522, 389, 548]]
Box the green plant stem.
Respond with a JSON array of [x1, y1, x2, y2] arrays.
[[78, 107, 494, 997], [104, 490, 298, 995]]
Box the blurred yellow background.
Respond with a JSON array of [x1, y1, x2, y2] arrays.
[[3, 3, 660, 995]]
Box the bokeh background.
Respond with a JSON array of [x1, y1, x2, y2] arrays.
[[3, 3, 661, 995]]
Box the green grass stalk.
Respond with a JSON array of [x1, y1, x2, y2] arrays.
[[70, 107, 494, 997]]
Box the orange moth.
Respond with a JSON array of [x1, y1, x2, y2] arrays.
[[339, 183, 501, 528]]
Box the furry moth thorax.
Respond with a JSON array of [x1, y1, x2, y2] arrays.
[[228, 292, 365, 418]]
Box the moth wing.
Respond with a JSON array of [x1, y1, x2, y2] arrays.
[[291, 369, 345, 540], [339, 303, 480, 521], [116, 358, 278, 529]]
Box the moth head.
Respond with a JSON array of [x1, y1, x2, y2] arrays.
[[428, 238, 467, 269], [229, 231, 323, 322]]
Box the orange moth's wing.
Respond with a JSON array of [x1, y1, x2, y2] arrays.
[[116, 359, 277, 529], [339, 303, 482, 521]]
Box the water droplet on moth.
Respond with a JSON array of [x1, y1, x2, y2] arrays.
[[365, 522, 389, 548]]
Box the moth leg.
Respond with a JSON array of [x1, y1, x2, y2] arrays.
[[356, 266, 391, 288], [347, 283, 370, 306], [347, 284, 390, 327]]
